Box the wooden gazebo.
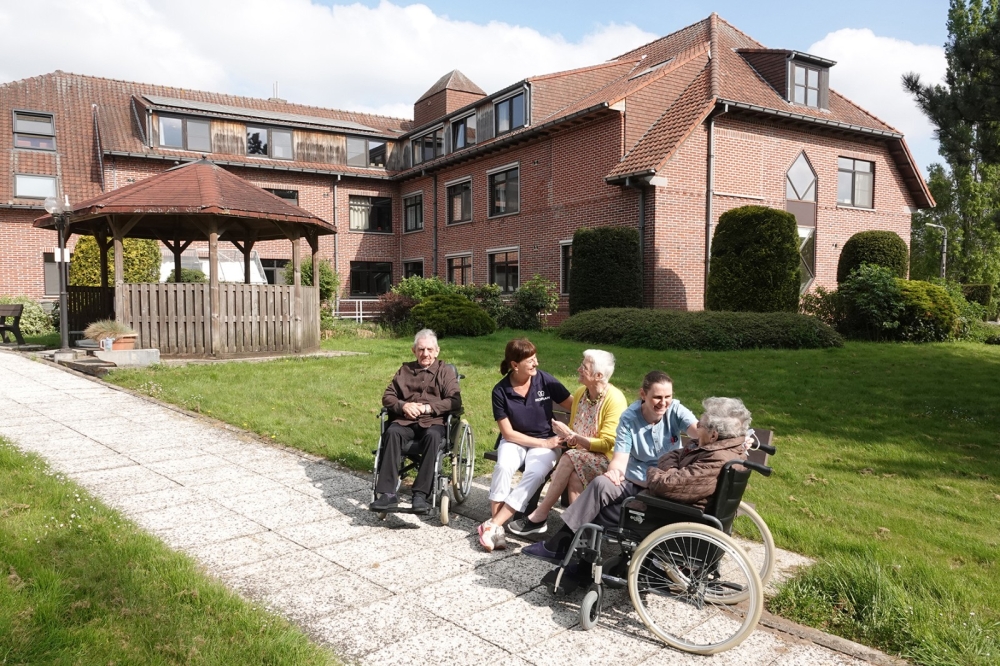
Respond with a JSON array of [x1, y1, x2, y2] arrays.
[[35, 160, 336, 356]]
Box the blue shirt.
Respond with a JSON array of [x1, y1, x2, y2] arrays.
[[614, 399, 697, 484], [491, 370, 571, 439]]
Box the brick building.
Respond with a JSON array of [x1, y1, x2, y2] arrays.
[[0, 14, 932, 317]]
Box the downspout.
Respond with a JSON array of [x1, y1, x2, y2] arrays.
[[333, 174, 340, 315], [625, 176, 646, 303], [431, 172, 439, 277], [704, 103, 728, 301]]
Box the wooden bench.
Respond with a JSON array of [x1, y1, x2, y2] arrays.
[[0, 304, 25, 345]]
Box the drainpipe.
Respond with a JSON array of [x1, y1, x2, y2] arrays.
[[333, 174, 340, 315], [704, 103, 728, 301], [625, 176, 646, 303], [431, 172, 439, 277]]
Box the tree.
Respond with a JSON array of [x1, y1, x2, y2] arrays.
[[69, 236, 161, 285]]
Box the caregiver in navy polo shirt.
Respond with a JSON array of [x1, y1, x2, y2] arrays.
[[477, 338, 573, 552]]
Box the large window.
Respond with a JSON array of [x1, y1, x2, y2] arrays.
[[14, 111, 55, 150], [349, 195, 392, 233], [792, 64, 821, 108], [837, 158, 874, 209], [347, 137, 386, 168], [451, 114, 476, 150], [489, 250, 519, 293], [447, 180, 472, 224], [158, 116, 211, 152], [247, 126, 293, 160], [350, 261, 392, 297], [413, 128, 443, 165], [404, 193, 423, 232], [264, 188, 298, 205], [260, 259, 289, 285], [14, 174, 57, 199], [785, 152, 818, 293], [560, 242, 572, 295], [447, 254, 472, 285], [489, 166, 519, 217], [495, 92, 526, 135], [43, 252, 61, 295], [403, 260, 424, 278]]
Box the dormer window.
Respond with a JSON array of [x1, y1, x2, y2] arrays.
[[413, 127, 443, 165], [159, 116, 211, 152], [494, 91, 526, 136], [792, 64, 821, 108], [14, 111, 56, 151], [452, 114, 476, 150]]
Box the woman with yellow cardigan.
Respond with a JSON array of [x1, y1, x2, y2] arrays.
[[507, 349, 627, 536]]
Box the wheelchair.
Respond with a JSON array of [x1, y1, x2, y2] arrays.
[[371, 364, 475, 525], [543, 436, 776, 655]]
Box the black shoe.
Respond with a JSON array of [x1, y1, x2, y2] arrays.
[[370, 493, 398, 511], [508, 516, 548, 536], [410, 492, 430, 514]]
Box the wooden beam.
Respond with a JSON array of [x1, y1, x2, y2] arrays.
[[209, 221, 220, 356], [111, 216, 125, 324], [119, 213, 145, 238], [291, 234, 302, 353], [308, 231, 320, 342]]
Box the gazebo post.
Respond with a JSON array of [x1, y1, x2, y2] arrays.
[[306, 232, 320, 340], [291, 233, 302, 353], [111, 218, 125, 324], [94, 227, 111, 323], [209, 221, 221, 356]]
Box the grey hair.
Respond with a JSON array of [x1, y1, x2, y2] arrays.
[[700, 397, 752, 440], [583, 349, 615, 382], [413, 329, 438, 348]]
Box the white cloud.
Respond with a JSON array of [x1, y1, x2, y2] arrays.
[[0, 0, 656, 119], [809, 28, 946, 173]]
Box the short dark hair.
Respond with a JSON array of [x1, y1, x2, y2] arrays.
[[501, 338, 537, 375], [641, 370, 673, 392]]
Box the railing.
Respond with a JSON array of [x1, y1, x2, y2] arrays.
[[336, 298, 382, 323]]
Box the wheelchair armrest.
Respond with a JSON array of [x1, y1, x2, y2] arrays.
[[622, 492, 724, 532]]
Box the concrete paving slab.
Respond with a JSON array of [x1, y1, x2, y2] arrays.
[[72, 464, 178, 496], [192, 475, 291, 500], [222, 549, 347, 596], [363, 623, 533, 666], [130, 500, 239, 532], [272, 516, 378, 549], [459, 587, 580, 649], [156, 513, 267, 550], [103, 486, 203, 514], [354, 548, 474, 594], [48, 452, 137, 475], [263, 570, 393, 623], [232, 498, 344, 531], [184, 530, 305, 572], [145, 454, 231, 477], [414, 569, 519, 623], [771, 644, 871, 666]]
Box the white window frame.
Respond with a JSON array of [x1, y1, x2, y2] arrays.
[[13, 110, 56, 151]]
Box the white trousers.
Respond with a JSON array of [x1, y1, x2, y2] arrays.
[[488, 438, 560, 512]]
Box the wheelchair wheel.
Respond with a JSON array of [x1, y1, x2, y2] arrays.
[[730, 502, 775, 591], [628, 522, 763, 655], [451, 419, 475, 504], [579, 587, 602, 630], [439, 491, 450, 526]]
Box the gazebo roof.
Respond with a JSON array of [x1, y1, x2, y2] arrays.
[[34, 159, 336, 241]]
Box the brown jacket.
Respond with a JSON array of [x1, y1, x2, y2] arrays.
[[382, 360, 462, 428], [645, 436, 748, 510]]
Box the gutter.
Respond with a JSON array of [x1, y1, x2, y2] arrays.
[[333, 174, 340, 315], [432, 172, 439, 277], [101, 151, 395, 180], [716, 99, 903, 139], [705, 103, 729, 301], [624, 176, 647, 301]]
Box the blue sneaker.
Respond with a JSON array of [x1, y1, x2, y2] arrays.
[[521, 541, 565, 564]]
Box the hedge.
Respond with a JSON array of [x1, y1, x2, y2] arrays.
[[557, 308, 843, 351], [962, 284, 993, 308], [69, 236, 161, 286], [569, 226, 641, 314], [836, 231, 908, 283], [706, 206, 801, 312], [409, 293, 496, 337]]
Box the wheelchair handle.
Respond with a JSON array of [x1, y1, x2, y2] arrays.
[[740, 460, 772, 477], [754, 442, 776, 455]]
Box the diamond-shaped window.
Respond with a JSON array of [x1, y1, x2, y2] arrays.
[[786, 153, 817, 202]]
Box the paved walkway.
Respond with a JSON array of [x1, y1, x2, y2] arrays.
[[0, 350, 886, 666]]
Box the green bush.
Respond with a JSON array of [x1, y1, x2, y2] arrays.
[[962, 283, 993, 308], [0, 296, 55, 336], [69, 236, 161, 285], [409, 293, 496, 337], [454, 283, 514, 327], [963, 319, 1000, 344], [896, 280, 960, 342], [508, 275, 560, 330], [837, 264, 905, 341], [165, 267, 206, 283], [799, 286, 844, 327], [282, 258, 338, 302], [706, 206, 801, 312], [376, 292, 418, 331], [569, 226, 641, 314], [392, 276, 456, 300], [836, 231, 909, 283], [557, 308, 842, 351]]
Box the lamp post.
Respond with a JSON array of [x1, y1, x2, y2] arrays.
[[924, 223, 948, 279], [43, 195, 72, 353]]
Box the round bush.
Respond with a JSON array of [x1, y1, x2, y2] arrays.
[[706, 206, 801, 312], [836, 231, 908, 283], [283, 259, 338, 302], [557, 308, 842, 351], [896, 280, 959, 342], [0, 296, 55, 336], [166, 267, 207, 283], [409, 293, 496, 337]]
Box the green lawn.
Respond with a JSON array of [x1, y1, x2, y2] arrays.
[[105, 330, 1000, 665], [0, 439, 336, 665]]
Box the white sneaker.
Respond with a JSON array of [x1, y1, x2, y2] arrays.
[[493, 524, 507, 550], [477, 521, 496, 552]]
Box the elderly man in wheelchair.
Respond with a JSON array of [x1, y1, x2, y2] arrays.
[[370, 329, 462, 515], [524, 395, 775, 654]]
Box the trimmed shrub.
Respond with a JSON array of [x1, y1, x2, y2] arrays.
[[569, 226, 641, 314], [836, 264, 905, 341], [165, 267, 207, 283], [376, 292, 418, 330], [706, 206, 801, 312], [836, 231, 908, 283], [0, 296, 55, 336], [557, 308, 842, 351], [409, 293, 496, 337], [896, 280, 959, 342], [962, 283, 993, 308], [69, 236, 161, 285], [508, 275, 560, 330], [282, 258, 338, 302], [454, 283, 514, 327], [800, 286, 844, 328], [392, 276, 456, 300]]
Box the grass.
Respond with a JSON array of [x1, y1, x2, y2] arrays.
[[104, 329, 1000, 665], [0, 438, 336, 666]]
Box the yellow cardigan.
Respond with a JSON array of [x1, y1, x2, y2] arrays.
[[567, 384, 628, 460]]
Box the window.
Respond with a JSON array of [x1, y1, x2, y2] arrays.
[[413, 128, 443, 165], [14, 111, 55, 150], [447, 180, 472, 224], [560, 242, 572, 295], [247, 125, 268, 155], [494, 92, 526, 135], [785, 152, 818, 293], [403, 260, 424, 278], [158, 116, 211, 152], [271, 129, 293, 160], [260, 259, 289, 285], [404, 193, 423, 232], [489, 250, 519, 293], [14, 174, 57, 199], [792, 64, 821, 108], [489, 166, 519, 216], [447, 255, 472, 285], [349, 195, 392, 233], [264, 188, 298, 205], [451, 115, 476, 150], [347, 137, 386, 168], [350, 261, 392, 297], [837, 158, 874, 209], [43, 252, 62, 295], [246, 126, 293, 159]]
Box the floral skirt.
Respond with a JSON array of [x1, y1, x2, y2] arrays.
[[566, 448, 610, 486]]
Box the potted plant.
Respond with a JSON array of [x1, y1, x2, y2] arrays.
[[83, 319, 138, 350]]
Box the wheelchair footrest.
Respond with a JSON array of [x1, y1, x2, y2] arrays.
[[543, 563, 587, 596], [370, 505, 430, 515]]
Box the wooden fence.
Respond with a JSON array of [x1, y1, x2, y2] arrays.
[[119, 283, 319, 355], [67, 286, 114, 341]]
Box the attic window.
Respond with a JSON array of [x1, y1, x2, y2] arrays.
[[629, 58, 672, 80], [13, 111, 56, 151], [791, 64, 821, 108]]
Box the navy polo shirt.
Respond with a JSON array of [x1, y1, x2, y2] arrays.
[[491, 370, 571, 439]]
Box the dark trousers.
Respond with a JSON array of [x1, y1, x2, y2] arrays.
[[561, 476, 642, 532], [376, 422, 446, 496]]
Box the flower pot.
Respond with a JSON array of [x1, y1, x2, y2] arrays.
[[111, 334, 137, 351]]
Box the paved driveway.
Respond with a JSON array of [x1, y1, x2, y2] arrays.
[[0, 350, 887, 665]]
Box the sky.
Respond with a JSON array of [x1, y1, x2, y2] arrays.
[[0, 0, 950, 173]]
